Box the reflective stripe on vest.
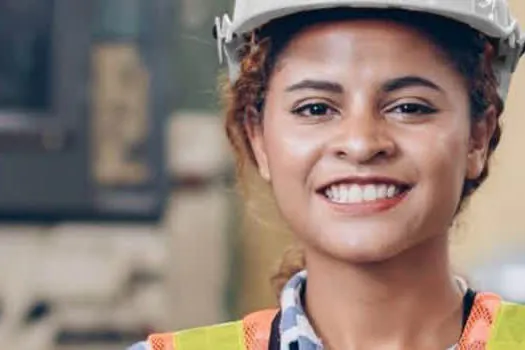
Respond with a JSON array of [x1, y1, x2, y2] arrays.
[[148, 309, 277, 350], [462, 293, 525, 349], [148, 293, 525, 350]]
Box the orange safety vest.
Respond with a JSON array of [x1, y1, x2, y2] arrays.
[[147, 293, 525, 350]]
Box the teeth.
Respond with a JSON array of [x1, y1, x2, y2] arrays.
[[387, 185, 397, 198], [363, 184, 376, 201], [325, 183, 403, 204], [348, 185, 362, 203], [339, 185, 349, 203], [377, 184, 387, 199]]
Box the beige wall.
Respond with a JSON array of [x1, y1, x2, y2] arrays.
[[238, 0, 525, 314]]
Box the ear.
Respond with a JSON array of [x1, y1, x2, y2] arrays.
[[245, 121, 271, 182], [466, 107, 497, 180]]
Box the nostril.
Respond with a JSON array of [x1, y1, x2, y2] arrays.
[[377, 149, 390, 158], [335, 150, 348, 159]]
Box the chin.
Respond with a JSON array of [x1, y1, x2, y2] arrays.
[[310, 227, 419, 264], [326, 243, 407, 264]]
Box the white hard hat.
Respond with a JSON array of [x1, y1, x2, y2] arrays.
[[215, 0, 525, 100]]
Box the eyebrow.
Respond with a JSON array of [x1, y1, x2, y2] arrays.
[[285, 75, 443, 95], [285, 79, 344, 94], [382, 76, 443, 94]]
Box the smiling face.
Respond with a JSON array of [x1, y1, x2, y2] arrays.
[[248, 19, 494, 263]]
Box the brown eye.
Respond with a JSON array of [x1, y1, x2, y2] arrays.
[[292, 102, 337, 118], [389, 103, 437, 115]]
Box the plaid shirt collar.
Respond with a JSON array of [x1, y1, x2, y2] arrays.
[[279, 270, 322, 350]]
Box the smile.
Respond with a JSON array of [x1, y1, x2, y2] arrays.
[[324, 183, 408, 204], [317, 178, 413, 215]]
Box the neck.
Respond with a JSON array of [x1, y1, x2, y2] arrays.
[[304, 235, 464, 350]]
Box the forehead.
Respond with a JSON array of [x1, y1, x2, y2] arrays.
[[272, 20, 459, 86]]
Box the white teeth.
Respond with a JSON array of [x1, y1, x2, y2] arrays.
[[329, 186, 338, 202], [325, 183, 403, 204], [326, 187, 333, 200], [363, 184, 377, 201], [387, 185, 397, 198], [339, 185, 349, 203], [348, 185, 362, 203], [377, 184, 387, 199]]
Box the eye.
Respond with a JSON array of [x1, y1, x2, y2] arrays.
[[387, 103, 437, 116], [292, 102, 338, 119]]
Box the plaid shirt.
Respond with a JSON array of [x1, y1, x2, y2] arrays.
[[279, 270, 322, 349], [127, 341, 148, 350]]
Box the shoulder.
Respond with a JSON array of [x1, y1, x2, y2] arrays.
[[469, 291, 525, 321], [463, 292, 525, 347], [128, 309, 278, 350]]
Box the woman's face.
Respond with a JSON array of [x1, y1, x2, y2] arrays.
[[249, 20, 493, 263]]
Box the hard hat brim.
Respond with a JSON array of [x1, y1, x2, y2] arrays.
[[231, 1, 517, 39]]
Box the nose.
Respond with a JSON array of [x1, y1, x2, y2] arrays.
[[328, 113, 396, 164]]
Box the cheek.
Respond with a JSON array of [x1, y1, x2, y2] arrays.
[[263, 119, 322, 187], [405, 120, 470, 196], [260, 110, 329, 231]]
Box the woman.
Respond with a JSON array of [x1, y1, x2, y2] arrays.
[[132, 0, 525, 349]]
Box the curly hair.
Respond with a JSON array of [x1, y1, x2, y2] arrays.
[[222, 9, 505, 297]]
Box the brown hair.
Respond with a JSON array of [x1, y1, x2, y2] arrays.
[[222, 9, 504, 297]]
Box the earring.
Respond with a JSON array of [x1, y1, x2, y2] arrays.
[[260, 169, 271, 182], [258, 165, 271, 182]]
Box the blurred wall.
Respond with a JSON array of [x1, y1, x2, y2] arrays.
[[0, 1, 236, 349], [0, 111, 235, 350]]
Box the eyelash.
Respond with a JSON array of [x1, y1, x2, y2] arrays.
[[291, 102, 338, 119], [385, 103, 438, 116]]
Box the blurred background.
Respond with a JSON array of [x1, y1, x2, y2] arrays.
[[0, 0, 524, 349]]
